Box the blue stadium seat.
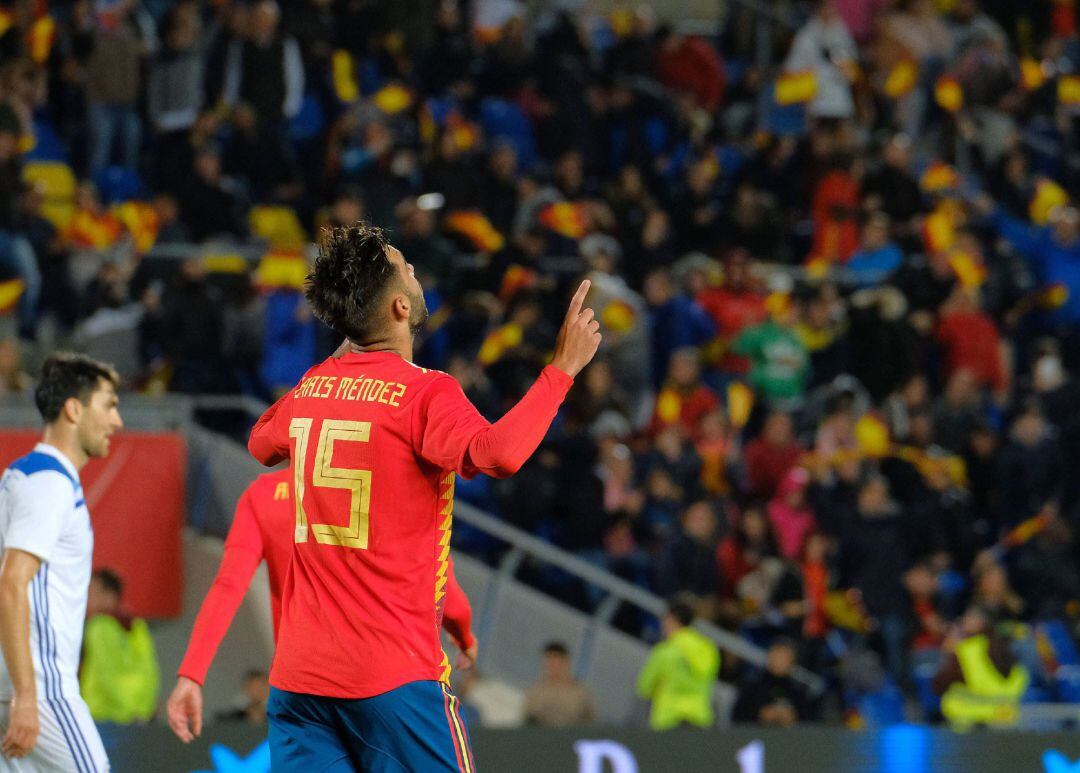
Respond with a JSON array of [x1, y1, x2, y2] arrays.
[[94, 166, 144, 204]]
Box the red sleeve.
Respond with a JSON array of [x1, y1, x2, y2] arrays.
[[413, 365, 573, 479], [248, 391, 293, 466], [177, 487, 266, 684], [441, 557, 475, 651]]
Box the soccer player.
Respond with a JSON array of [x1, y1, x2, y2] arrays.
[[247, 223, 601, 771], [0, 354, 122, 771], [165, 467, 479, 742]]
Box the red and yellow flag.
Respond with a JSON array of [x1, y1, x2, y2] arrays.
[[538, 202, 588, 239], [477, 323, 523, 366], [935, 76, 964, 113], [112, 200, 159, 254], [255, 248, 308, 290], [0, 278, 25, 314], [444, 210, 505, 253], [1021, 58, 1047, 92], [27, 15, 54, 63], [498, 264, 535, 302], [884, 60, 918, 99], [1030, 178, 1070, 225], [66, 209, 123, 250], [922, 202, 960, 254], [947, 248, 987, 288], [920, 161, 961, 193]]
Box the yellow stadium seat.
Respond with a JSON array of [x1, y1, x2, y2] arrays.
[[249, 205, 308, 250], [22, 161, 76, 231]]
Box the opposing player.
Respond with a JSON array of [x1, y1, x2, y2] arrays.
[[247, 223, 600, 771], [165, 468, 479, 742], [0, 354, 123, 771]]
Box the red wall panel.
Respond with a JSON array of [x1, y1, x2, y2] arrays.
[[1, 431, 185, 618]]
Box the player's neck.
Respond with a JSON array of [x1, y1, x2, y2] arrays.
[[347, 333, 414, 362], [41, 425, 89, 471]]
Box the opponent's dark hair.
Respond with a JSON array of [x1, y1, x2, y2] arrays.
[[543, 641, 570, 657], [306, 222, 399, 342], [92, 568, 123, 597], [34, 353, 119, 423]]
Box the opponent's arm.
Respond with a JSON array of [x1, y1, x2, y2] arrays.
[[417, 280, 601, 478], [168, 489, 265, 742], [0, 549, 41, 759]]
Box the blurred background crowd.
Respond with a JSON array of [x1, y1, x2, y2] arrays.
[[3, 0, 1080, 727]]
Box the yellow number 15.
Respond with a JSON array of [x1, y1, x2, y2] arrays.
[[289, 418, 372, 549]]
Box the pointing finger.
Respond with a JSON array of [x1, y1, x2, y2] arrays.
[[566, 280, 591, 320]]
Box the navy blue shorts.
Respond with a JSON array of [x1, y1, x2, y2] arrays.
[[267, 681, 476, 772]]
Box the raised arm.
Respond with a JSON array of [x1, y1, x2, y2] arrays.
[[415, 281, 602, 478], [248, 391, 292, 466]]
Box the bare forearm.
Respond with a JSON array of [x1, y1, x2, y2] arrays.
[[0, 585, 35, 696]]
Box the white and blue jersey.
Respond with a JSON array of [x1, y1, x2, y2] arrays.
[[0, 443, 108, 772]]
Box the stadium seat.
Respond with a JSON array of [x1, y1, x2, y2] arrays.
[[22, 160, 76, 231], [248, 205, 308, 250], [24, 117, 69, 163], [94, 166, 144, 205]]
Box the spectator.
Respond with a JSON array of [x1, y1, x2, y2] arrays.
[[217, 670, 271, 727], [654, 25, 725, 112], [0, 120, 39, 340], [654, 501, 720, 604], [847, 212, 904, 287], [718, 507, 778, 602], [147, 1, 204, 189], [743, 411, 804, 500], [636, 597, 721, 730], [220, 0, 304, 130], [934, 286, 1008, 398], [933, 607, 1029, 729], [732, 296, 810, 407], [996, 400, 1064, 530], [176, 145, 247, 241], [523, 642, 596, 728], [80, 570, 160, 724], [79, 0, 152, 174], [649, 349, 720, 440], [644, 270, 716, 389], [732, 638, 814, 725], [784, 0, 858, 121], [767, 468, 818, 561]]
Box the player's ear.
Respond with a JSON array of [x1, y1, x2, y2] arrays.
[[62, 395, 83, 425], [390, 292, 410, 322]]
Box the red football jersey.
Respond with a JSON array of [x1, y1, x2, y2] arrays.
[[249, 351, 571, 698], [176, 467, 478, 686]]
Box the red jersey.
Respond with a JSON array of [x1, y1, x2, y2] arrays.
[[176, 468, 477, 686], [248, 351, 572, 698]]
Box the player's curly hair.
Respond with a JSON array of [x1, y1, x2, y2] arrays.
[[306, 222, 399, 343], [35, 353, 119, 423]]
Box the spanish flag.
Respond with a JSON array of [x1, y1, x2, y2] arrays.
[[0, 278, 25, 314], [934, 75, 964, 113], [447, 115, 479, 151], [775, 70, 818, 106], [884, 60, 918, 99], [655, 388, 683, 425], [256, 249, 308, 290], [477, 323, 523, 366], [1058, 74, 1080, 105], [600, 299, 636, 334], [919, 161, 961, 193], [922, 202, 959, 254], [498, 264, 535, 302], [1030, 178, 1070, 225], [855, 413, 890, 458], [27, 15, 54, 64], [726, 381, 754, 429], [66, 209, 123, 250], [538, 202, 588, 239], [1036, 282, 1070, 310], [947, 248, 987, 288], [1021, 58, 1047, 92], [112, 200, 159, 254], [331, 50, 359, 104], [444, 210, 505, 253], [372, 82, 413, 115]]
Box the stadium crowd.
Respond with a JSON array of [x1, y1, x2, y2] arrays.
[[3, 0, 1080, 725]]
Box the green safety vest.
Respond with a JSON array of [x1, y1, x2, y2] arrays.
[[80, 615, 160, 724], [941, 634, 1028, 729], [635, 628, 721, 731]]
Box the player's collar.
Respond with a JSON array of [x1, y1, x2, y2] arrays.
[[34, 442, 81, 482]]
